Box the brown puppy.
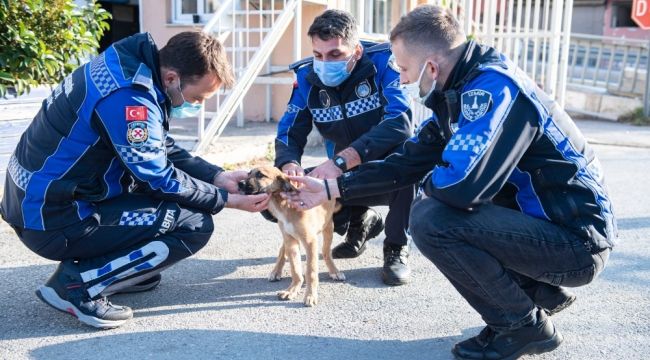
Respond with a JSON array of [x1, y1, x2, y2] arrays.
[[239, 166, 345, 306]]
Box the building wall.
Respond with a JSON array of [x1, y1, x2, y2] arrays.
[[603, 0, 650, 39], [572, 5, 606, 34]]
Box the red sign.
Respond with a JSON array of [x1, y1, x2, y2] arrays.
[[632, 0, 650, 30], [125, 106, 147, 121]]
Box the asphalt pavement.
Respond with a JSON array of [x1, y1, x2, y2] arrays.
[[0, 118, 649, 359]]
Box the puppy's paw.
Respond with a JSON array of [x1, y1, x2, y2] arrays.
[[268, 270, 282, 282], [329, 271, 346, 281], [277, 290, 298, 300], [303, 294, 318, 307]]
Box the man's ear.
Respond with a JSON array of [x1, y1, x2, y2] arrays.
[[278, 176, 298, 192]]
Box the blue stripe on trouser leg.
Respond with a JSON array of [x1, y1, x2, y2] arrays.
[[81, 241, 170, 298]]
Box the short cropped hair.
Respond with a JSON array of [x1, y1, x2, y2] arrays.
[[390, 5, 465, 55], [159, 31, 234, 88], [307, 9, 359, 47]]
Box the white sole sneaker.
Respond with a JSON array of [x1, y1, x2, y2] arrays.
[[36, 285, 129, 329]]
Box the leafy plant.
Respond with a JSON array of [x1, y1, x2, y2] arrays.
[[618, 107, 650, 126], [0, 0, 111, 97]]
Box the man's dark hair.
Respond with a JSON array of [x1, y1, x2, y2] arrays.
[[307, 9, 359, 47], [159, 31, 234, 88], [390, 5, 465, 55]]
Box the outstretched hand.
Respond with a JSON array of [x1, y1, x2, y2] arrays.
[[225, 193, 270, 212], [214, 170, 249, 194], [280, 175, 340, 210]]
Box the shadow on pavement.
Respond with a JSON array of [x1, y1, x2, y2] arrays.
[[0, 256, 291, 340], [28, 329, 467, 360]]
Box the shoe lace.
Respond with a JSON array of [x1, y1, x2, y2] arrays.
[[385, 247, 406, 264]]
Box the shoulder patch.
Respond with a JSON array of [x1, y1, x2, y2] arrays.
[[461, 89, 492, 121], [127, 122, 149, 147], [126, 106, 148, 121]]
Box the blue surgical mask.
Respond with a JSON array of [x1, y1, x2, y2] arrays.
[[169, 82, 203, 118], [401, 61, 436, 104], [313, 55, 355, 87]]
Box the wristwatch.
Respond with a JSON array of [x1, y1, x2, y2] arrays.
[[333, 155, 347, 172]]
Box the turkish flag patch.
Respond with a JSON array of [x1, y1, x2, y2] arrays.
[[125, 106, 147, 121]]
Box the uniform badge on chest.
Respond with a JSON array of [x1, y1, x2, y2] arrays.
[[461, 89, 492, 121], [127, 122, 149, 147], [355, 80, 371, 98], [319, 89, 331, 108]]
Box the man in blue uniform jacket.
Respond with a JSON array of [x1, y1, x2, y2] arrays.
[[271, 10, 416, 285], [282, 6, 615, 359], [0, 31, 269, 329]]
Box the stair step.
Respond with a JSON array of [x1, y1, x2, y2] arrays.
[[231, 27, 272, 33], [225, 47, 261, 52], [254, 76, 294, 85], [229, 10, 282, 16]]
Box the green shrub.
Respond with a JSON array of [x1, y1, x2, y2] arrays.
[[0, 0, 111, 97], [618, 107, 650, 126]]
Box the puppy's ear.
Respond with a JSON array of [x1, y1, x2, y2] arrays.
[[278, 176, 298, 192]]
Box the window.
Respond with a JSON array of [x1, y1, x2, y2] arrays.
[[611, 2, 638, 28], [173, 0, 220, 24], [346, 0, 394, 36]]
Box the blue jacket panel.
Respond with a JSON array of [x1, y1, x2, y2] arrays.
[[274, 42, 413, 168], [1, 33, 228, 231]]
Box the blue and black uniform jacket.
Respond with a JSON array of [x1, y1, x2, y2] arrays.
[[337, 41, 617, 252], [274, 42, 414, 168], [1, 33, 228, 231]]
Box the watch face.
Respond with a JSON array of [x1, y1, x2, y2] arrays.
[[335, 157, 345, 166]]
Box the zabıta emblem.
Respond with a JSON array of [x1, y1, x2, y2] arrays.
[[319, 89, 331, 108], [127, 122, 148, 147], [461, 89, 492, 121], [355, 80, 371, 98]]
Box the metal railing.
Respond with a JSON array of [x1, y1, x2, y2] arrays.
[[193, 0, 299, 154], [566, 33, 649, 102]]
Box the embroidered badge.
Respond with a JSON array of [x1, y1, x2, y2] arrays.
[[355, 80, 371, 98], [319, 89, 331, 108], [461, 89, 492, 121], [127, 122, 148, 146], [126, 106, 148, 121]]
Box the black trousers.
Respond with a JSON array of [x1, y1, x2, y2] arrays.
[[15, 193, 213, 298], [341, 184, 415, 247], [410, 195, 610, 331]]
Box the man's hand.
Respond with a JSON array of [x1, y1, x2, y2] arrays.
[[280, 175, 340, 210], [214, 171, 248, 194], [281, 163, 304, 176], [225, 193, 270, 212], [308, 159, 342, 179]]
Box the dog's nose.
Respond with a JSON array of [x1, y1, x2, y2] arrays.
[[237, 180, 246, 191]]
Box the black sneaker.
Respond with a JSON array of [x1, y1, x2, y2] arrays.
[[35, 261, 133, 329], [104, 273, 162, 296], [332, 208, 384, 259], [382, 245, 411, 286], [452, 308, 563, 360], [530, 284, 576, 316]]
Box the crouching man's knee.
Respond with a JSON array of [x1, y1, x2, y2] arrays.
[[168, 207, 214, 255]]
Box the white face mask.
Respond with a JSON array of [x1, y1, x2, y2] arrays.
[[401, 61, 436, 104]]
